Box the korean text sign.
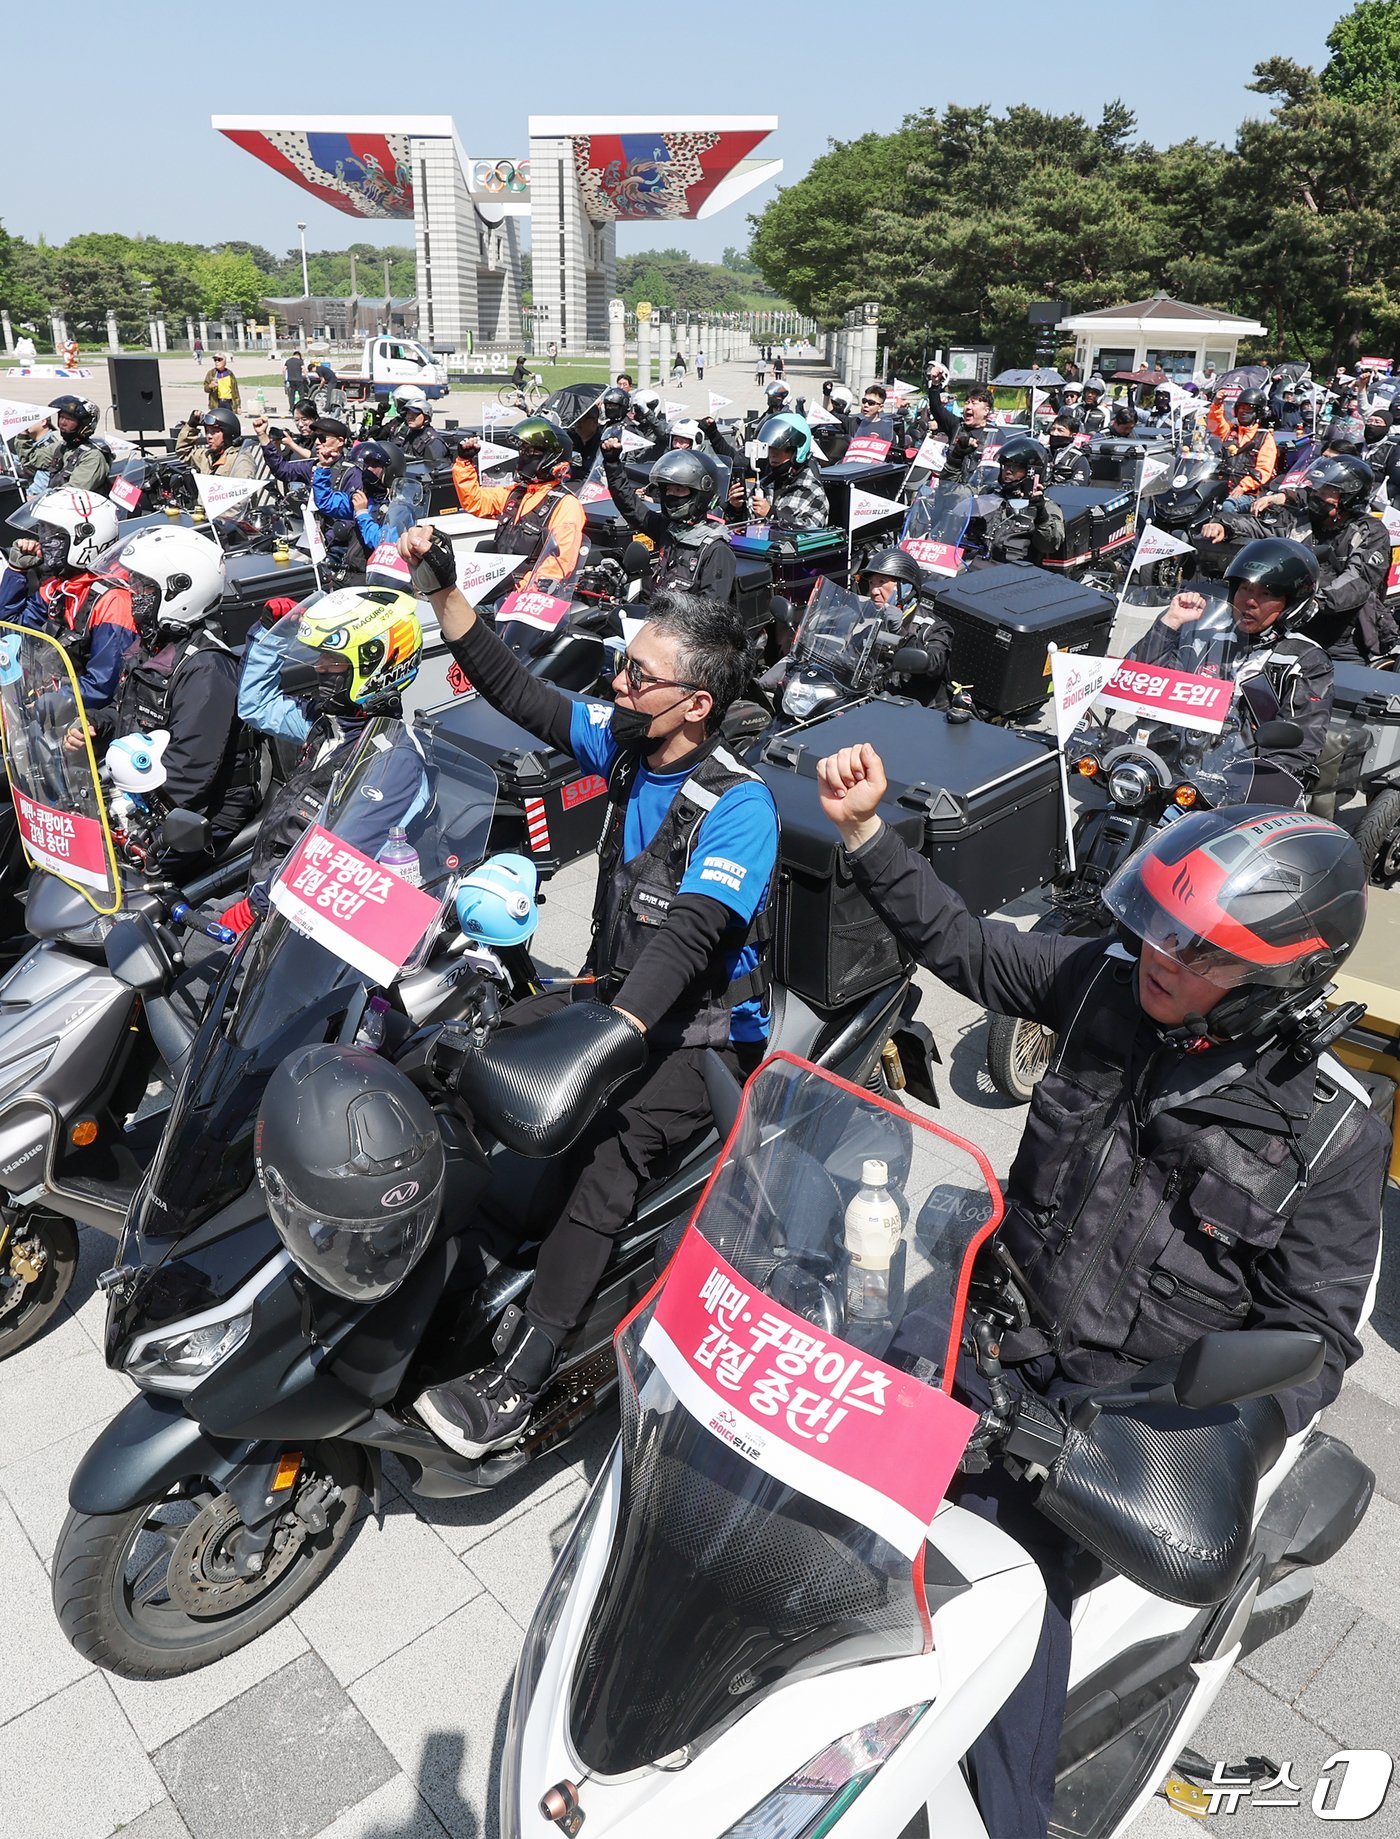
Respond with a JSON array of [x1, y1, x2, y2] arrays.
[[12, 790, 111, 889], [642, 1226, 977, 1558], [1098, 662, 1234, 734], [269, 824, 439, 983]]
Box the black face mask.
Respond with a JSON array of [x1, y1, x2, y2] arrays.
[[1047, 433, 1072, 453], [608, 703, 656, 748], [1365, 424, 1389, 445]]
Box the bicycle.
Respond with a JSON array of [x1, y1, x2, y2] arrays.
[[497, 374, 546, 411]]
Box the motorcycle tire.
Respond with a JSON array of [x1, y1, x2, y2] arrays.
[[52, 1440, 365, 1679], [986, 1011, 1056, 1105], [1355, 788, 1400, 885], [0, 1211, 79, 1360]]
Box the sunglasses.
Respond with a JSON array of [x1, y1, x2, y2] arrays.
[[616, 651, 698, 696]]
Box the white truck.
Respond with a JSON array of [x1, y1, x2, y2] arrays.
[[335, 335, 448, 402]]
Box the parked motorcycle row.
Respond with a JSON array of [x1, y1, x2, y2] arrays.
[[0, 369, 1389, 1839]]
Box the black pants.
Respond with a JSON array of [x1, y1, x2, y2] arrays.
[[500, 991, 755, 1341]]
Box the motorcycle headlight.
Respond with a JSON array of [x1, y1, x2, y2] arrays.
[[1107, 762, 1153, 809], [782, 677, 839, 721], [127, 1312, 252, 1392], [720, 1706, 928, 1839]]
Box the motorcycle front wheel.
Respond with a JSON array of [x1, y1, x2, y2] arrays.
[[0, 1211, 79, 1360], [987, 1011, 1056, 1104], [52, 1440, 365, 1678]]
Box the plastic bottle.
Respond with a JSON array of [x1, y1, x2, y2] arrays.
[[843, 1158, 903, 1321], [378, 826, 423, 887], [257, 386, 266, 414]]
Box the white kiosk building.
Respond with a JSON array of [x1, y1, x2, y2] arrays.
[[1056, 294, 1268, 383]]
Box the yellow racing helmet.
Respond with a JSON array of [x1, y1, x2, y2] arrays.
[[275, 586, 423, 713]]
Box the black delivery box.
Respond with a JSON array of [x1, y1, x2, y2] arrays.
[[421, 696, 609, 872], [221, 549, 321, 647], [1043, 481, 1137, 575], [1331, 659, 1400, 782], [760, 695, 1062, 929], [932, 563, 1116, 718]]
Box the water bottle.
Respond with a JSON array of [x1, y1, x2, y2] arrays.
[[378, 826, 422, 887], [843, 1158, 903, 1321], [257, 386, 266, 414]]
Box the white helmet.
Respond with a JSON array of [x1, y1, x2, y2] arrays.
[[670, 417, 704, 449], [635, 388, 662, 413], [393, 384, 429, 416], [31, 489, 119, 573], [829, 383, 855, 411], [114, 526, 225, 635]]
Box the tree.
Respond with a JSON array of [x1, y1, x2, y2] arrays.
[[190, 249, 267, 317], [0, 220, 48, 321], [1322, 0, 1400, 103], [722, 245, 758, 274]]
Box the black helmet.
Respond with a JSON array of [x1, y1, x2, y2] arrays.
[[1305, 453, 1373, 525], [255, 1045, 446, 1303], [600, 385, 630, 423], [354, 439, 406, 492], [512, 416, 574, 483], [49, 394, 98, 441], [996, 435, 1048, 487], [1224, 538, 1319, 633], [1234, 388, 1266, 422], [648, 448, 717, 527], [855, 545, 923, 609], [1102, 807, 1367, 1043], [201, 407, 241, 444]]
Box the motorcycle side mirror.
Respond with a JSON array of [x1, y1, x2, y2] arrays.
[[892, 645, 930, 675], [104, 912, 175, 995], [1171, 1328, 1323, 1410], [1253, 719, 1306, 755], [159, 808, 212, 857], [621, 539, 651, 581]]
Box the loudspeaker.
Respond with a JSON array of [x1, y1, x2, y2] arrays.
[[107, 355, 165, 433]]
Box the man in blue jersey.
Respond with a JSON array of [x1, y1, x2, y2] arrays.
[[399, 522, 778, 1457]]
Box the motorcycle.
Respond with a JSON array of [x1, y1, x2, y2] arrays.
[[52, 710, 927, 1677], [984, 583, 1307, 1101], [503, 1051, 1370, 1839], [763, 575, 946, 730], [0, 626, 255, 1358]]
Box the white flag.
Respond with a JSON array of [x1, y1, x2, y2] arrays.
[[475, 438, 517, 472], [806, 406, 841, 427], [195, 473, 261, 518], [1050, 647, 1121, 746], [708, 391, 733, 414], [1137, 454, 1172, 490], [848, 486, 903, 532], [891, 377, 918, 396], [1129, 522, 1196, 572], [482, 401, 513, 424], [0, 398, 46, 440], [665, 399, 688, 418], [456, 550, 527, 606], [620, 426, 652, 452], [301, 503, 327, 566], [908, 432, 946, 474]]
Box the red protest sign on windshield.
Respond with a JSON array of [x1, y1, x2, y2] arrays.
[[12, 789, 111, 889], [642, 1226, 977, 1559], [269, 823, 439, 984]]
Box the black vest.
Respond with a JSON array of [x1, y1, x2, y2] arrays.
[[486, 484, 569, 559], [117, 627, 263, 822], [999, 946, 1372, 1382], [1222, 426, 1268, 487], [588, 740, 776, 1048], [38, 573, 119, 666], [248, 715, 360, 891], [646, 523, 726, 599]]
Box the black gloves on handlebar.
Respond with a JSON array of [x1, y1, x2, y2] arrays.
[[408, 528, 457, 598]]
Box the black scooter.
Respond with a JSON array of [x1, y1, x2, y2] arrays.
[[52, 714, 928, 1679]]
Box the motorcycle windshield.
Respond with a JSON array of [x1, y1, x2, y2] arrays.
[[787, 577, 882, 691], [496, 535, 583, 654], [0, 624, 121, 911], [363, 477, 429, 588], [135, 720, 498, 1239], [900, 483, 973, 574], [566, 1054, 1001, 1774], [106, 453, 153, 517], [572, 445, 611, 507]]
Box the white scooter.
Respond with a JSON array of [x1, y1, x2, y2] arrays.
[[502, 1052, 1377, 1839]]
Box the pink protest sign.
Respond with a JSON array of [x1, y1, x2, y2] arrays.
[[576, 481, 610, 504], [367, 543, 412, 583], [12, 789, 111, 889], [846, 432, 892, 463], [1098, 661, 1235, 734], [108, 475, 142, 514], [642, 1227, 977, 1559], [269, 824, 439, 984], [901, 535, 962, 576], [498, 586, 573, 632]]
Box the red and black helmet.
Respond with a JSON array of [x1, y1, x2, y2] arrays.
[[1101, 806, 1367, 1040]]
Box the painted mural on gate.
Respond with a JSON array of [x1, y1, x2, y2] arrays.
[[573, 129, 769, 221], [219, 129, 415, 218]]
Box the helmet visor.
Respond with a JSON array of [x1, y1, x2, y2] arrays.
[[264, 1168, 444, 1301]]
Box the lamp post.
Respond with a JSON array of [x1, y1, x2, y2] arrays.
[[297, 222, 310, 298]]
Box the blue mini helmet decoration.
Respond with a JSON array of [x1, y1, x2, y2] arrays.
[[454, 853, 540, 947]]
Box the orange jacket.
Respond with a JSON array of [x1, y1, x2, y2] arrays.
[[451, 460, 585, 579], [1206, 401, 1277, 494]]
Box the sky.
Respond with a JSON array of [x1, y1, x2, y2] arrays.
[[9, 0, 1353, 269]]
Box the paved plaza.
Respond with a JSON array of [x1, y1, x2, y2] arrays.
[[2, 348, 1399, 1837]]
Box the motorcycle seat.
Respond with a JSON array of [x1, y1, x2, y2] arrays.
[[457, 1000, 649, 1158]]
